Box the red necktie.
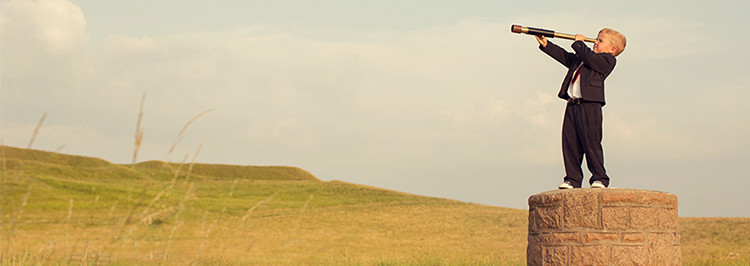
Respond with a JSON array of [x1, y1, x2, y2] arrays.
[[571, 66, 582, 84]]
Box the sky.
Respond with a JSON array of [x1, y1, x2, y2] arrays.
[[1, 0, 749, 217]]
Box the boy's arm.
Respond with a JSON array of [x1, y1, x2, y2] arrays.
[[571, 41, 616, 75], [539, 41, 577, 68]]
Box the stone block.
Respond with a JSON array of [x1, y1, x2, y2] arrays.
[[601, 190, 639, 205], [545, 232, 580, 244], [602, 206, 628, 230], [542, 246, 568, 265], [647, 233, 674, 265], [657, 208, 679, 230], [529, 191, 564, 206], [529, 208, 540, 232], [669, 245, 682, 265], [527, 234, 542, 265], [622, 233, 645, 243], [639, 190, 670, 206], [664, 193, 678, 207], [583, 232, 618, 243], [669, 245, 682, 266], [630, 207, 658, 230], [611, 245, 647, 265], [563, 191, 601, 229], [570, 245, 608, 265], [530, 206, 563, 232]]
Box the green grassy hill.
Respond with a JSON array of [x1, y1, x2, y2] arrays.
[[1, 145, 748, 265]]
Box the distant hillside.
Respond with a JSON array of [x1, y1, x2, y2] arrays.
[[2, 145, 319, 182], [136, 161, 320, 181], [1, 145, 112, 167], [1, 145, 748, 265]]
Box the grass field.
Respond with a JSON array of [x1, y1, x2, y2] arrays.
[[1, 145, 748, 265]]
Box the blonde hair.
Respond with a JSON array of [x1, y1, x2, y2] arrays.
[[599, 28, 626, 56]]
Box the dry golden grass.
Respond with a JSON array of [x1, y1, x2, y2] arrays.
[[2, 145, 749, 265], [680, 217, 750, 265], [2, 191, 527, 265], [1, 146, 527, 264]]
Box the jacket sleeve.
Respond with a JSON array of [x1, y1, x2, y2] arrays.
[[571, 41, 616, 76], [539, 41, 577, 68]]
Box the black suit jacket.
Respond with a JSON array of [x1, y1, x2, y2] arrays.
[[539, 40, 616, 105]]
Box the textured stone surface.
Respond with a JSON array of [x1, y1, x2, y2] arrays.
[[527, 235, 542, 265], [542, 246, 568, 265], [612, 245, 647, 265], [530, 206, 563, 231], [602, 206, 629, 230], [601, 190, 639, 204], [527, 188, 680, 265], [570, 245, 608, 265], [563, 193, 601, 229], [622, 233, 646, 243], [583, 232, 618, 243], [546, 232, 580, 244], [630, 207, 659, 230]]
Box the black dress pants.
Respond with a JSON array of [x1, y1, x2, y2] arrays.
[[562, 99, 609, 188]]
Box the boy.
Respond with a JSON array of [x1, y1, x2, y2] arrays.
[[535, 28, 626, 189]]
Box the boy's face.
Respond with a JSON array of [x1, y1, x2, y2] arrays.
[[593, 32, 617, 55]]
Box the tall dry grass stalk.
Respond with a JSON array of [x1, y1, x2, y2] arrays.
[[186, 139, 205, 177], [65, 199, 74, 249], [27, 112, 47, 149], [196, 211, 218, 260], [2, 99, 219, 264], [108, 200, 119, 220], [41, 240, 57, 265], [228, 179, 239, 198], [165, 109, 212, 162], [132, 92, 146, 164], [110, 185, 149, 242], [124, 146, 201, 262], [163, 182, 194, 262], [240, 193, 276, 222], [167, 152, 190, 189], [221, 179, 240, 213], [101, 184, 149, 259], [89, 195, 100, 224], [2, 186, 31, 253]]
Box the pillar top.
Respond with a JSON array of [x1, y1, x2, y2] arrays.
[[529, 188, 678, 208]]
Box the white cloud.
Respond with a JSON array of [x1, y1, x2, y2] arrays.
[[1, 0, 90, 86], [1, 0, 87, 52]]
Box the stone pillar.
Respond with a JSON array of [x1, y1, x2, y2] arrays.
[[527, 188, 680, 265]]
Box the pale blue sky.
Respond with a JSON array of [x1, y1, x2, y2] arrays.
[[2, 0, 749, 217]]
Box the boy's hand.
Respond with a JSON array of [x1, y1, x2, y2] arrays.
[[535, 35, 547, 47], [574, 34, 585, 42]]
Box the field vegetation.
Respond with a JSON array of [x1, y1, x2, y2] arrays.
[[1, 145, 748, 265]]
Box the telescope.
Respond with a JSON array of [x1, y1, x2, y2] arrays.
[[511, 24, 596, 43]]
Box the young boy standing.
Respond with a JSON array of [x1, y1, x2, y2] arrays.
[[535, 29, 626, 189]]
